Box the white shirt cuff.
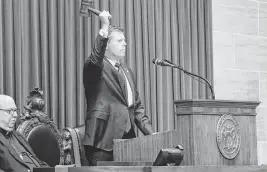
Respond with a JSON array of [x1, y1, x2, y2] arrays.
[[99, 29, 108, 38]]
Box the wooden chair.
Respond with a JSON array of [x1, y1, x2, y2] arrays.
[[16, 88, 64, 167], [17, 113, 64, 167], [62, 125, 88, 166]]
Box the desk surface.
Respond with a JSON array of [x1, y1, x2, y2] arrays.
[[34, 165, 267, 172]]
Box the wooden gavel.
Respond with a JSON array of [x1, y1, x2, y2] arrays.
[[80, 0, 102, 17]]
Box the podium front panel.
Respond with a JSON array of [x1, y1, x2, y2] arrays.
[[113, 130, 181, 162], [174, 99, 260, 166]]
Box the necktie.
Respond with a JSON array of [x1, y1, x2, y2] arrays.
[[115, 63, 128, 102], [115, 63, 132, 132]]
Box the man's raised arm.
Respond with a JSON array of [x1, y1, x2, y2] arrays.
[[83, 11, 111, 83]]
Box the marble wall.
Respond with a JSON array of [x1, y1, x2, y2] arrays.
[[212, 0, 267, 165]]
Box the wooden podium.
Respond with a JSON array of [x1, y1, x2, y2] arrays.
[[174, 99, 260, 166], [113, 130, 180, 163], [112, 99, 260, 166]]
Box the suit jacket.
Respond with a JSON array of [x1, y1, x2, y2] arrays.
[[0, 130, 48, 172], [83, 34, 154, 151]]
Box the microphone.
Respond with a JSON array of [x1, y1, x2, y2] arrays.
[[152, 59, 176, 67], [153, 58, 215, 99]]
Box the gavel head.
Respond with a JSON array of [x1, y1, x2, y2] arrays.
[[80, 0, 94, 17]]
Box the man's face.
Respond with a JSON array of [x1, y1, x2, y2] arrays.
[[107, 31, 127, 57], [0, 98, 18, 132]]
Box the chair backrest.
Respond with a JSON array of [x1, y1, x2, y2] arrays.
[[62, 125, 87, 166], [17, 114, 64, 167]]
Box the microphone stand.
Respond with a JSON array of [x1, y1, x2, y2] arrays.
[[165, 60, 215, 100]]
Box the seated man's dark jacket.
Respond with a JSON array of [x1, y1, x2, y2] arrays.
[[83, 34, 154, 151], [0, 129, 48, 172]]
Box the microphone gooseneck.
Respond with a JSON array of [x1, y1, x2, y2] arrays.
[[152, 58, 215, 100]]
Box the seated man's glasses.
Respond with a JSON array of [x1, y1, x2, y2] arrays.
[[0, 108, 19, 116]]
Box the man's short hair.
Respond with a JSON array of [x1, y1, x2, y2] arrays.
[[108, 25, 124, 40]]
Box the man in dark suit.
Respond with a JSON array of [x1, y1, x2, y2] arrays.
[[83, 11, 154, 165], [0, 95, 48, 172]]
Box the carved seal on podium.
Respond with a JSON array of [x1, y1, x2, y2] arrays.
[[216, 114, 241, 159]]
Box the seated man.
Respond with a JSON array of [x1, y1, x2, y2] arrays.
[[0, 95, 49, 172]]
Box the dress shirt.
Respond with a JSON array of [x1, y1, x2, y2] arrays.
[[107, 58, 134, 107]]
